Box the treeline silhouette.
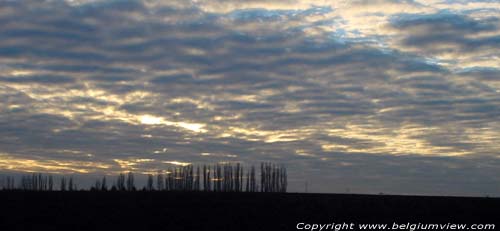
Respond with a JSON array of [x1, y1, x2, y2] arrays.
[[3, 173, 77, 191], [0, 162, 287, 193]]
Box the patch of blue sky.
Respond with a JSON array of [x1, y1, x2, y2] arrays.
[[226, 6, 333, 22]]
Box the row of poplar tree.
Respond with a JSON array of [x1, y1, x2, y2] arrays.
[[1, 174, 77, 191], [0, 162, 287, 193]]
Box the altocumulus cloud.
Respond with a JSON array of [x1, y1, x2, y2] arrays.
[[0, 0, 499, 196]]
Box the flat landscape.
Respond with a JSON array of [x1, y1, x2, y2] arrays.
[[1, 192, 498, 230]]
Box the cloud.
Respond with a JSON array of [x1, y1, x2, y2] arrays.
[[0, 0, 499, 195], [388, 11, 500, 69], [0, 74, 75, 84], [458, 67, 500, 81]]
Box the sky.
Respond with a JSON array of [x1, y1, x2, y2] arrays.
[[0, 0, 499, 196]]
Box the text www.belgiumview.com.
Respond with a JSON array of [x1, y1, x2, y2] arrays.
[[296, 222, 495, 231]]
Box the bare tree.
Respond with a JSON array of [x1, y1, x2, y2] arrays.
[[0, 162, 287, 192], [68, 176, 75, 191], [93, 179, 101, 191], [240, 165, 244, 192], [101, 176, 108, 191], [126, 172, 135, 191], [280, 165, 287, 193], [38, 173, 43, 191], [165, 168, 172, 191], [260, 163, 266, 192], [251, 165, 257, 192], [201, 165, 205, 190], [116, 173, 126, 191], [48, 175, 53, 191], [5, 176, 15, 190], [147, 174, 154, 191], [216, 164, 222, 192], [195, 166, 200, 191], [207, 165, 211, 191], [245, 170, 250, 192], [157, 171, 164, 191], [60, 177, 67, 191]]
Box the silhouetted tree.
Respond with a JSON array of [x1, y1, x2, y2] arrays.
[[251, 165, 257, 192], [48, 175, 53, 191], [147, 174, 154, 191], [216, 164, 222, 192], [38, 173, 43, 191], [127, 172, 135, 191], [101, 176, 108, 191], [195, 166, 200, 191], [240, 165, 244, 192], [60, 177, 67, 191], [165, 168, 172, 191], [68, 176, 75, 191], [189, 165, 194, 191], [280, 165, 287, 192], [0, 162, 286, 192], [246, 170, 250, 192], [157, 172, 164, 191], [203, 165, 207, 191], [116, 173, 126, 191], [260, 163, 264, 192], [93, 179, 101, 191], [6, 176, 15, 190], [206, 166, 211, 191], [42, 175, 48, 191], [2, 176, 13, 190]]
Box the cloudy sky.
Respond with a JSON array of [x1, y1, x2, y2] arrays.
[[0, 0, 499, 196]]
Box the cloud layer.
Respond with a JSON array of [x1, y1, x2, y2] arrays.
[[0, 0, 499, 196]]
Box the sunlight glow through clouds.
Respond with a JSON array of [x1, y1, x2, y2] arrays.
[[0, 153, 111, 174], [9, 70, 34, 76], [162, 161, 191, 167], [139, 115, 207, 133]]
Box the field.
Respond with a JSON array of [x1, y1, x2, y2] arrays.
[[1, 192, 498, 230]]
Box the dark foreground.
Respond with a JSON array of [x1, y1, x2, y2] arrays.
[[1, 192, 498, 231]]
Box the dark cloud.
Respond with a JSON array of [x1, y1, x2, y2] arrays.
[[458, 67, 500, 81], [390, 12, 500, 54], [0, 74, 75, 84]]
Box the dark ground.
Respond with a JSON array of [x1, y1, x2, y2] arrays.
[[0, 191, 499, 231]]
